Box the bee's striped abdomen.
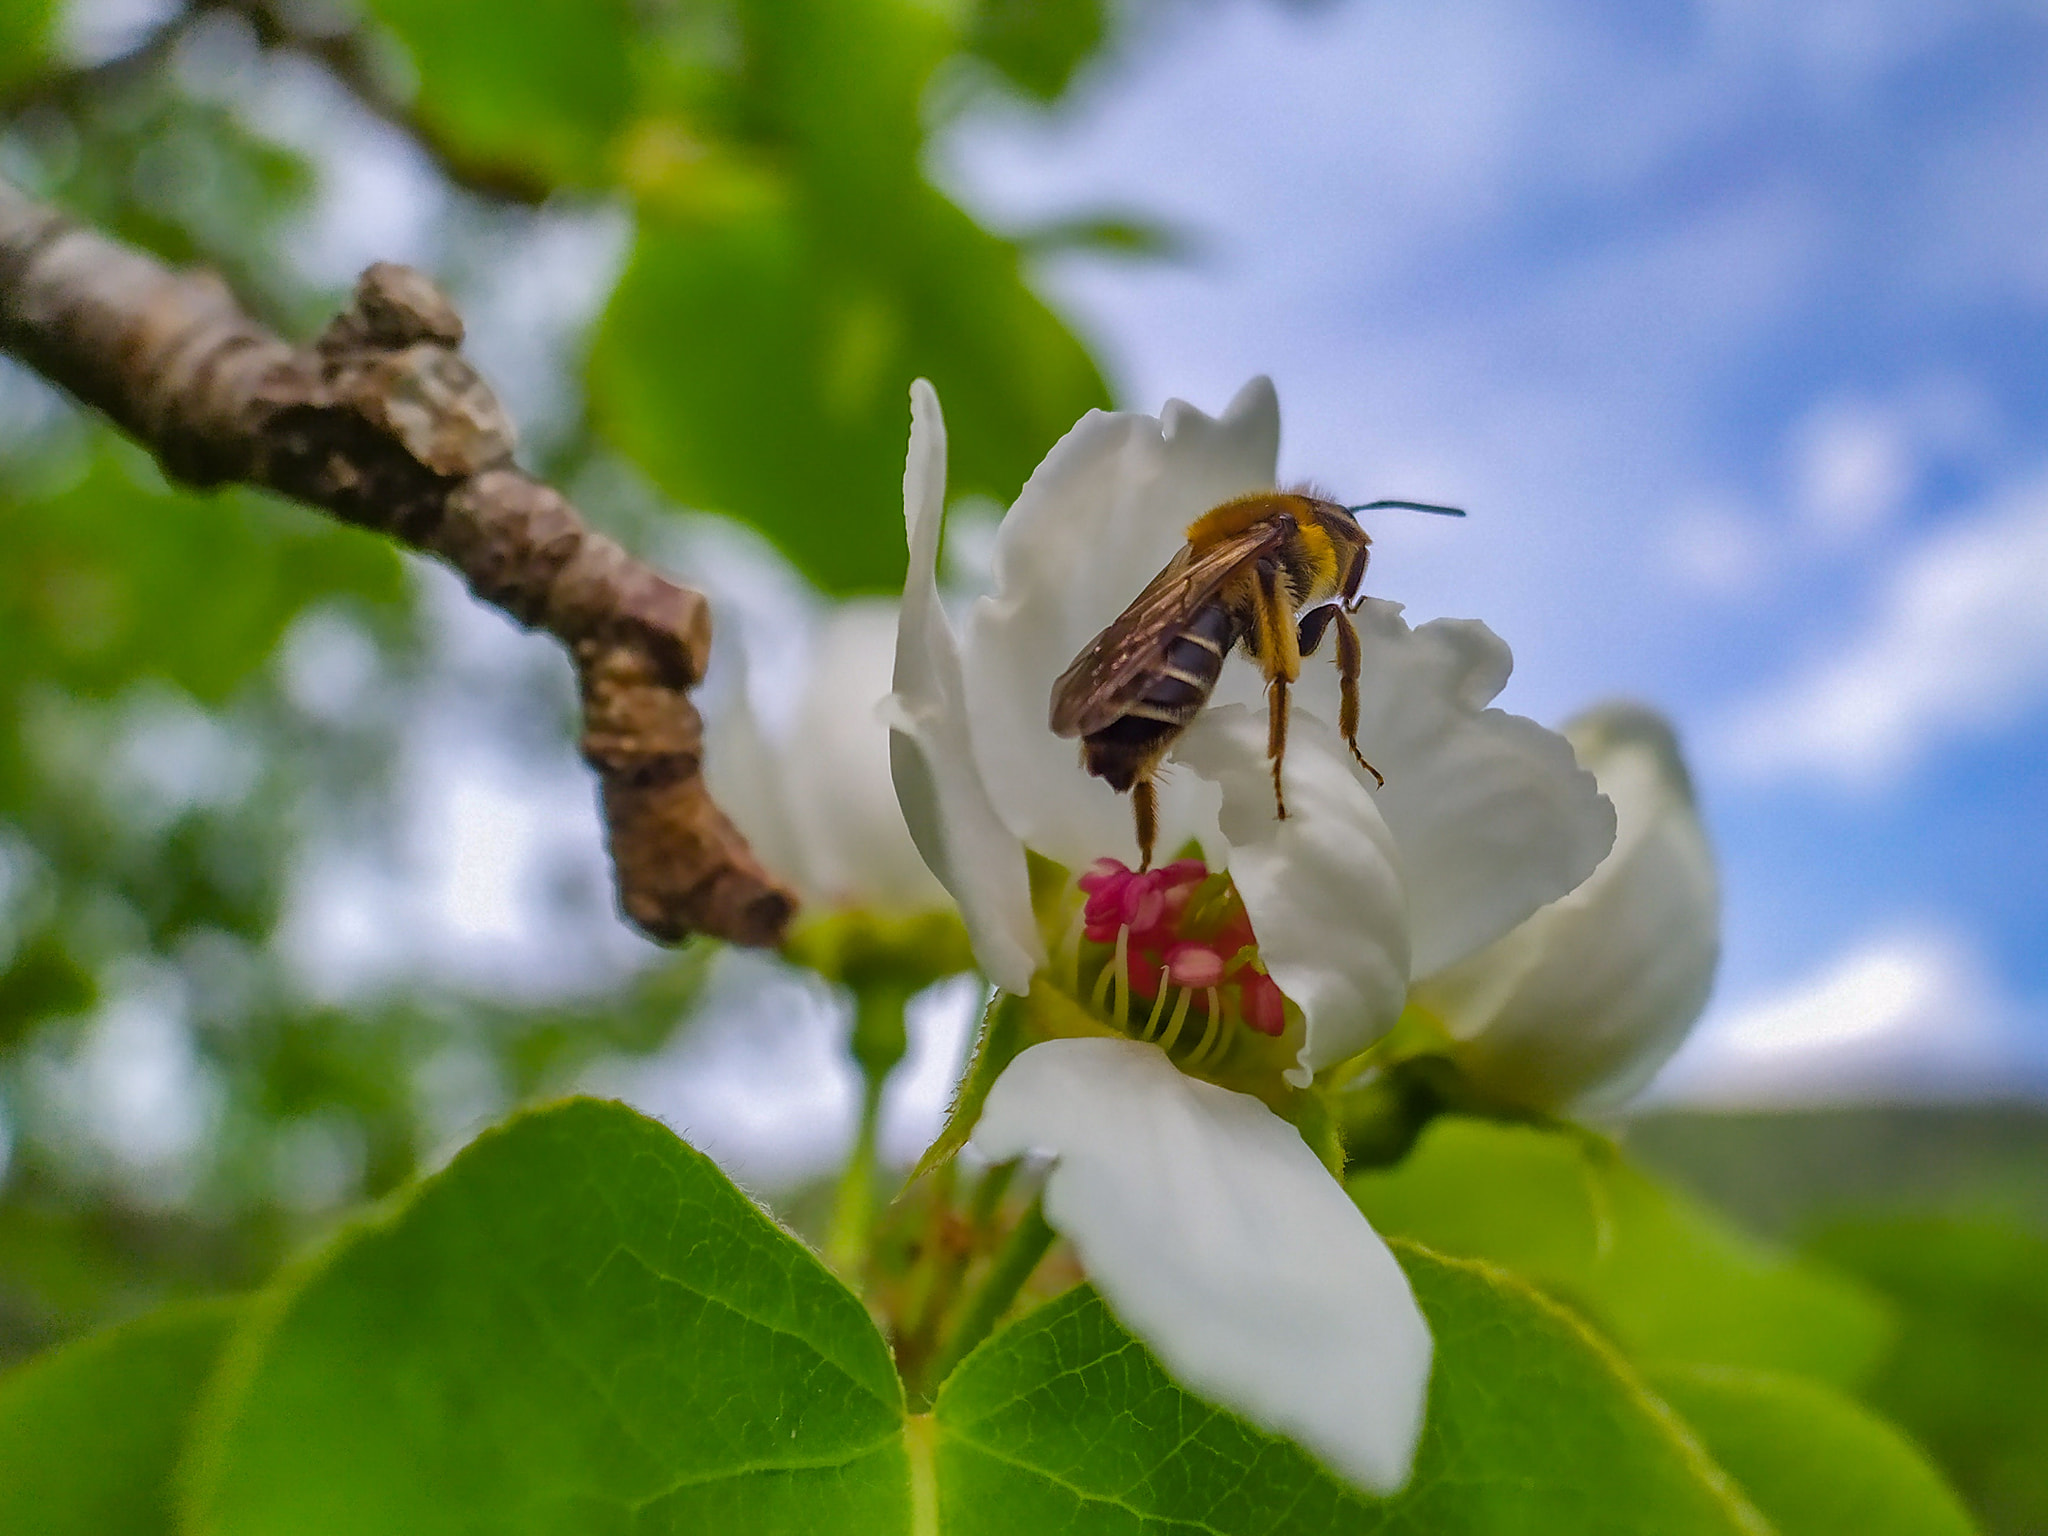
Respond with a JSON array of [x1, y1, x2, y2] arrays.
[[1079, 598, 1237, 791]]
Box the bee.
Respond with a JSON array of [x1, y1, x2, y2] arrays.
[[1049, 490, 1464, 869]]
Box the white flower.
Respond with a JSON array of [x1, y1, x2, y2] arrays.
[[709, 601, 951, 918], [974, 1036, 1433, 1495], [886, 378, 1615, 1493], [1408, 703, 1720, 1113]]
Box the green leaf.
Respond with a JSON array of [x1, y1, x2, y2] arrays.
[[0, 931, 96, 1048], [967, 0, 1107, 101], [0, 434, 404, 705], [1015, 213, 1200, 261], [0, 1297, 237, 1535], [591, 0, 1109, 595], [1349, 1117, 1893, 1386], [1808, 1215, 2048, 1536], [0, 0, 55, 95], [593, 195, 1106, 595], [362, 0, 637, 189], [1649, 1363, 1977, 1536], [928, 1244, 1767, 1534], [184, 1098, 911, 1535]]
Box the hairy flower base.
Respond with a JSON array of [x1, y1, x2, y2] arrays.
[[1070, 856, 1292, 1072]]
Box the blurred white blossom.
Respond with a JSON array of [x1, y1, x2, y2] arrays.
[[1409, 703, 1719, 1113], [710, 601, 951, 918]]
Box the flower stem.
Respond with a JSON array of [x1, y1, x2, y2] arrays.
[[921, 1193, 1054, 1398], [825, 1081, 886, 1277], [826, 982, 912, 1278], [892, 1158, 1009, 1401], [899, 1157, 1013, 1366]]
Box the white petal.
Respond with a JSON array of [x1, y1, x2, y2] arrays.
[[703, 645, 813, 899], [1412, 704, 1720, 1111], [774, 601, 953, 915], [1175, 704, 1410, 1084], [972, 1037, 1432, 1495], [1295, 600, 1616, 978], [888, 381, 1043, 993], [960, 378, 1280, 870]]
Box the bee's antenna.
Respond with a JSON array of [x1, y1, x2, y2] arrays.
[[1346, 500, 1467, 518]]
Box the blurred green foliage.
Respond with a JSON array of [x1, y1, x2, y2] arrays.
[[1350, 1117, 1896, 1388], [344, 0, 1116, 590], [1811, 1217, 2048, 1536], [365, 0, 639, 190], [0, 0, 56, 97], [0, 0, 1116, 1362], [1, 440, 399, 708], [0, 1297, 234, 1535], [586, 0, 1110, 592], [1637, 1108, 2048, 1536], [1647, 1361, 1977, 1536]]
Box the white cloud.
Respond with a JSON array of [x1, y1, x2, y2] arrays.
[[1724, 471, 2048, 786], [1783, 380, 1996, 549], [1660, 494, 1777, 597], [1642, 928, 2036, 1107], [1790, 397, 1916, 543], [1695, 0, 1986, 101]]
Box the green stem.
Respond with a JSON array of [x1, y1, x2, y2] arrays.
[[921, 1194, 1054, 1398], [825, 983, 911, 1279], [825, 1077, 887, 1277], [965, 1157, 1017, 1230], [899, 1157, 1015, 1382]]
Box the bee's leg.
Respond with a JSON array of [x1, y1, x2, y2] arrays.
[[1251, 558, 1299, 823], [1333, 606, 1384, 788], [1296, 603, 1339, 657], [1133, 777, 1158, 871], [1267, 675, 1290, 820]]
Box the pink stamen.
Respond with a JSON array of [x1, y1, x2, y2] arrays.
[[1125, 886, 1163, 935], [1078, 857, 1128, 893], [1242, 970, 1287, 1037], [1076, 856, 1292, 1049], [1165, 943, 1226, 989]]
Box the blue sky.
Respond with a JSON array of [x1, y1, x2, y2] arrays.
[[939, 0, 2048, 1099]]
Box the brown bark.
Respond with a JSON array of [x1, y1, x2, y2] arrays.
[[0, 179, 795, 948]]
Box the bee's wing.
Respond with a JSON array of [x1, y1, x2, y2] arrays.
[[1048, 521, 1284, 737]]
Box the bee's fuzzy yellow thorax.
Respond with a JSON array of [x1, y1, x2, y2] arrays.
[[1290, 517, 1341, 601], [1184, 492, 1295, 546]]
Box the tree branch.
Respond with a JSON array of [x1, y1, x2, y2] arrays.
[[0, 178, 796, 949]]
